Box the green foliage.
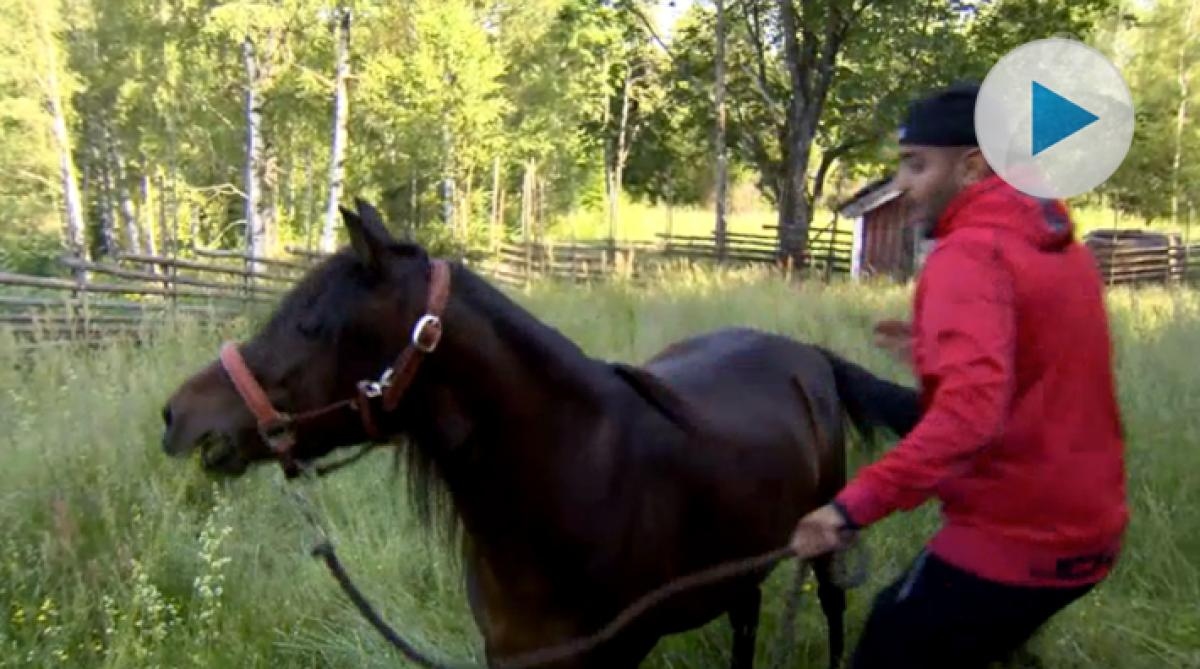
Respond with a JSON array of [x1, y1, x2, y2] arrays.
[[0, 0, 1195, 277], [353, 1, 507, 190], [1092, 0, 1200, 224], [0, 225, 65, 275], [639, 0, 1119, 209], [498, 0, 627, 220], [0, 0, 72, 244]]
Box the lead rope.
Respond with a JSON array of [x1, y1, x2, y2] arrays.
[[769, 559, 811, 669], [278, 475, 869, 669], [275, 474, 476, 669], [766, 539, 869, 669]]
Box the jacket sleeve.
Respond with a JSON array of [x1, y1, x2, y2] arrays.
[[835, 238, 1016, 528]]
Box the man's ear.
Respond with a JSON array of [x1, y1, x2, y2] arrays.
[[956, 147, 992, 188], [340, 199, 394, 272]]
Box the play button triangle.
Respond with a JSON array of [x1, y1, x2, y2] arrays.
[[1031, 81, 1100, 156], [976, 38, 1135, 198]]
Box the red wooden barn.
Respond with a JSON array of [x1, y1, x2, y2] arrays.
[[838, 176, 929, 281]]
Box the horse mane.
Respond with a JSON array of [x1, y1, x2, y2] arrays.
[[452, 264, 604, 383], [261, 250, 373, 340], [392, 262, 612, 552]]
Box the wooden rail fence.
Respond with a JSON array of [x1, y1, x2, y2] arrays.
[[1083, 230, 1200, 287], [0, 246, 300, 349], [2, 227, 1196, 348], [0, 285, 242, 349], [488, 240, 660, 287], [488, 229, 855, 287]]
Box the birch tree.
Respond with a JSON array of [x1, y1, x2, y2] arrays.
[[26, 0, 87, 269], [714, 0, 728, 261], [321, 7, 352, 252]]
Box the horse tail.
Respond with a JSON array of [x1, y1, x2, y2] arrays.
[[814, 346, 922, 445]]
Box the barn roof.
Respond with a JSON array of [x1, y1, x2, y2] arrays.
[[837, 175, 901, 219]]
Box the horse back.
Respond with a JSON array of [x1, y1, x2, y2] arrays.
[[642, 328, 844, 458], [587, 327, 849, 633], [632, 327, 849, 523]]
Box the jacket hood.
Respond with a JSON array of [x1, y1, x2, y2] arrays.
[[932, 174, 1075, 251]]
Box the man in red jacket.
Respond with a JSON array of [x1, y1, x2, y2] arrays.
[[792, 83, 1129, 668]]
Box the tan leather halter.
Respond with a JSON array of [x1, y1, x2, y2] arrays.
[[218, 258, 451, 478]]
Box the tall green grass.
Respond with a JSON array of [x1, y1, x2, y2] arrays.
[[1, 271, 1197, 668]]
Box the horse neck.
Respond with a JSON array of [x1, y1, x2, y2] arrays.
[[429, 265, 610, 408], [404, 266, 617, 547]]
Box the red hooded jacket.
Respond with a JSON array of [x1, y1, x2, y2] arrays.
[[835, 175, 1129, 588]]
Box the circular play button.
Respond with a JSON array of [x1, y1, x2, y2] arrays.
[[975, 38, 1134, 199]]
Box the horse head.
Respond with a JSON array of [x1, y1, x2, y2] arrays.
[[161, 198, 448, 477]]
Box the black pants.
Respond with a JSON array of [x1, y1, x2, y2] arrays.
[[849, 550, 1095, 669]]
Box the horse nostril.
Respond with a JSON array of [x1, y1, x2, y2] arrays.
[[162, 404, 174, 427]]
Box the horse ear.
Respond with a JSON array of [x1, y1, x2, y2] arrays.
[[338, 205, 359, 226], [342, 198, 393, 272]]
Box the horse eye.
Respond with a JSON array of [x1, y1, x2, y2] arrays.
[[296, 319, 321, 339]]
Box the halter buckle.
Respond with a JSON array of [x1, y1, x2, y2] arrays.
[[359, 368, 394, 399], [411, 314, 442, 353]]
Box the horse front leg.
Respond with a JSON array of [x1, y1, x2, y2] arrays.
[[728, 585, 763, 669]]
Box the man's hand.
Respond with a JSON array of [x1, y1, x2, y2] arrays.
[[790, 504, 857, 558], [873, 319, 913, 365]]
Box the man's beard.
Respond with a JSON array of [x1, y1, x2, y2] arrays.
[[917, 182, 962, 239]]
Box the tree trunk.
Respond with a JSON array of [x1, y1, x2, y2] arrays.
[[161, 4, 180, 258], [41, 22, 86, 273], [158, 170, 170, 256], [243, 36, 267, 271], [441, 65, 456, 232], [603, 62, 637, 244], [612, 64, 634, 244], [777, 0, 811, 265], [169, 163, 180, 254], [521, 160, 532, 242], [280, 148, 293, 227], [442, 121, 455, 230], [117, 173, 139, 255], [141, 173, 158, 258], [80, 143, 93, 255], [714, 0, 729, 262], [321, 7, 352, 252], [490, 155, 502, 250], [106, 127, 140, 257], [1173, 1, 1197, 226], [521, 160, 533, 283], [775, 0, 848, 267], [189, 205, 200, 249], [134, 170, 158, 277], [536, 168, 546, 241], [461, 163, 474, 240], [94, 126, 118, 258], [304, 146, 317, 251], [265, 150, 279, 254], [410, 171, 419, 234], [601, 53, 614, 245]]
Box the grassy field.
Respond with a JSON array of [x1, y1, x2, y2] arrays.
[[1, 268, 1198, 668]]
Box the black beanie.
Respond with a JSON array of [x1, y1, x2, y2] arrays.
[[898, 82, 980, 147]]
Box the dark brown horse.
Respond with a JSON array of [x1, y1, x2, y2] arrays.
[[161, 200, 916, 668]]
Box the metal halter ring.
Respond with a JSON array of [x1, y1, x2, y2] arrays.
[[359, 368, 394, 399], [411, 314, 442, 353]]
